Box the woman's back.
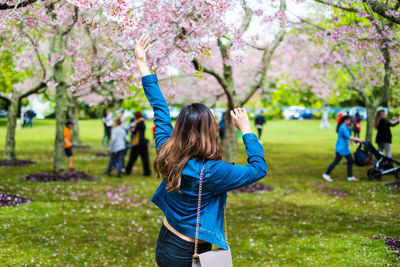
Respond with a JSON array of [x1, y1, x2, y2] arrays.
[[134, 35, 267, 265]]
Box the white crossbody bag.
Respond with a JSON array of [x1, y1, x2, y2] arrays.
[[192, 163, 233, 267]]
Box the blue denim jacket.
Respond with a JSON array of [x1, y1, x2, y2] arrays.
[[142, 74, 268, 250], [335, 123, 351, 156]]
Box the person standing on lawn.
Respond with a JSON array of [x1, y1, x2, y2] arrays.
[[102, 109, 113, 147], [375, 110, 399, 158], [319, 107, 330, 130], [134, 35, 268, 266], [218, 111, 226, 141], [64, 121, 74, 171], [352, 112, 362, 138], [125, 111, 151, 176], [106, 118, 127, 178], [26, 107, 36, 128], [323, 115, 364, 182], [255, 110, 266, 140]]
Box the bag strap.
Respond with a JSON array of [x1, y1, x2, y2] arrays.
[[193, 162, 228, 259], [193, 162, 206, 259]]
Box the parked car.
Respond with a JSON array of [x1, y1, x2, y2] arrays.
[[0, 109, 8, 118], [143, 109, 154, 120], [283, 106, 313, 120], [210, 108, 225, 121], [169, 107, 181, 120], [348, 107, 367, 120]]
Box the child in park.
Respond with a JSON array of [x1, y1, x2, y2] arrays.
[[106, 118, 127, 178], [323, 115, 364, 182], [64, 121, 74, 171], [134, 35, 268, 266]]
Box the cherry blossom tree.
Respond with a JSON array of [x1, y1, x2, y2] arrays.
[[273, 5, 400, 141], [65, 0, 292, 162], [0, 1, 137, 171], [0, 27, 48, 160]]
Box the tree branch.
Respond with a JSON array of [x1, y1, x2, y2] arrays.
[[240, 0, 253, 34], [314, 0, 400, 25], [0, 0, 38, 10], [192, 58, 228, 89], [0, 92, 11, 103], [240, 0, 286, 106], [19, 81, 47, 99], [62, 6, 79, 37], [21, 31, 47, 80], [313, 0, 360, 13]]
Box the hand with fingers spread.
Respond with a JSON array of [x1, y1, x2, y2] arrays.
[[135, 34, 151, 76], [230, 107, 252, 135]]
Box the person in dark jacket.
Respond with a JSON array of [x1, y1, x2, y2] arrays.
[[26, 107, 36, 128], [255, 110, 266, 139], [375, 110, 399, 158], [125, 111, 151, 176], [218, 112, 226, 141]]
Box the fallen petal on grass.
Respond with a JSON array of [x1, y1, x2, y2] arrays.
[[21, 171, 93, 182]]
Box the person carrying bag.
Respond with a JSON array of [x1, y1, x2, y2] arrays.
[[134, 35, 268, 267]]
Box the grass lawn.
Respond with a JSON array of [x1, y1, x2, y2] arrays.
[[0, 118, 399, 266]]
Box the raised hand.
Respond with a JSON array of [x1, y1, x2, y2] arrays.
[[230, 108, 252, 135], [134, 34, 151, 76], [135, 34, 150, 63]]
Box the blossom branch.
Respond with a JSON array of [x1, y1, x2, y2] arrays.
[[241, 0, 286, 106], [0, 0, 38, 10]]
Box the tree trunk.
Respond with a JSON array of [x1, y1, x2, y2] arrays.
[[54, 82, 68, 172], [4, 95, 19, 160], [52, 33, 68, 172], [365, 104, 377, 143], [222, 112, 238, 163], [69, 100, 81, 145]]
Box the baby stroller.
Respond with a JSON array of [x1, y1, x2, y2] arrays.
[[354, 142, 400, 181]]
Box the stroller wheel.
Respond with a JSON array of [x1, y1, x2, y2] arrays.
[[368, 168, 383, 181]]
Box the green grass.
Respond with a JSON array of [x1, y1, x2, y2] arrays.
[[0, 118, 399, 266]]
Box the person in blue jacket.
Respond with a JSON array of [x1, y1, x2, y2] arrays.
[[323, 115, 364, 182], [134, 35, 268, 266]]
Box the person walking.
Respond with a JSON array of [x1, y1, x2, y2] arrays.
[[134, 35, 268, 266], [64, 121, 74, 171], [375, 110, 399, 159], [125, 111, 151, 176], [102, 109, 113, 147], [255, 110, 266, 139], [319, 107, 330, 130], [322, 115, 364, 182], [26, 107, 36, 128], [106, 118, 127, 178]]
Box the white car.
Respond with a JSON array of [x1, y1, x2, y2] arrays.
[[283, 106, 306, 120], [143, 109, 154, 120]]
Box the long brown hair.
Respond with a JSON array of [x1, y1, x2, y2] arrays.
[[154, 103, 222, 192], [375, 110, 385, 129]]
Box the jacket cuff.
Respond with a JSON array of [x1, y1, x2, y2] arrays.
[[141, 74, 158, 85], [242, 133, 258, 143]]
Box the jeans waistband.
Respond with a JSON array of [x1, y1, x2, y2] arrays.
[[160, 223, 211, 248]]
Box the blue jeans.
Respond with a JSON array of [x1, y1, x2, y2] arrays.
[[106, 150, 125, 175], [156, 224, 212, 267], [326, 152, 353, 177]]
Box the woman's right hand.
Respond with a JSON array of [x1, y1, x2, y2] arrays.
[[230, 108, 252, 135], [135, 34, 150, 62], [135, 34, 151, 77]]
